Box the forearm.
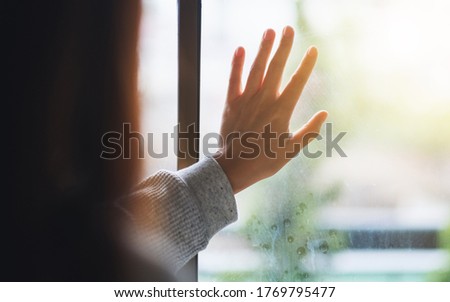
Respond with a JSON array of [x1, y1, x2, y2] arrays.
[[116, 157, 237, 272]]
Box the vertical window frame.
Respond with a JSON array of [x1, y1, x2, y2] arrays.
[[177, 0, 202, 281]]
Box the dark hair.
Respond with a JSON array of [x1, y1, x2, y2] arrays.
[[1, 0, 160, 280]]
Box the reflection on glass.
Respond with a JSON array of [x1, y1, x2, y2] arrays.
[[198, 0, 450, 281]]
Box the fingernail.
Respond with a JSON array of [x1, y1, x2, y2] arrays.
[[235, 47, 244, 57], [283, 26, 294, 37], [263, 29, 274, 41], [307, 46, 318, 56]]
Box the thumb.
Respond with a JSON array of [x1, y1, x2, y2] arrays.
[[291, 110, 328, 149]]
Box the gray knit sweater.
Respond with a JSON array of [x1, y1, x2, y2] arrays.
[[117, 157, 237, 272]]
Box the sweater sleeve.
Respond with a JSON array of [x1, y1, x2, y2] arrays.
[[116, 157, 237, 272]]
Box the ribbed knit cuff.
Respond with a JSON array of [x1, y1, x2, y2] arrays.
[[177, 157, 237, 239]]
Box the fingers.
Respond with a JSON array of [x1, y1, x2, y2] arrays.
[[280, 46, 318, 110], [290, 110, 328, 149], [227, 47, 245, 102], [244, 29, 275, 94], [263, 26, 295, 93]]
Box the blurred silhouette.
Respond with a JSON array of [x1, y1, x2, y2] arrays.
[[2, 0, 168, 280]]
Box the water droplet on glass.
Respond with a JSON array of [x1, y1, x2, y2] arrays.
[[271, 224, 277, 231], [319, 241, 329, 254], [296, 272, 309, 279], [260, 243, 271, 250], [300, 202, 307, 210], [287, 236, 294, 243], [297, 246, 307, 256], [283, 219, 291, 227]]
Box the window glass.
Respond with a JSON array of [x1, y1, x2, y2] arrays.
[[199, 0, 450, 281], [140, 0, 178, 175]]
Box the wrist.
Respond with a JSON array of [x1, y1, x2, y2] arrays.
[[213, 152, 244, 194], [213, 151, 264, 194]]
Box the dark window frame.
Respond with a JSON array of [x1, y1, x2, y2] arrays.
[[177, 0, 202, 281]]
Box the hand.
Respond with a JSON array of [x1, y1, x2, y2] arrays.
[[214, 26, 328, 194]]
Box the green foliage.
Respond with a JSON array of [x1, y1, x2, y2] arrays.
[[429, 225, 450, 281]]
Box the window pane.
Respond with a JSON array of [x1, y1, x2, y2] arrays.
[[199, 0, 450, 281], [140, 0, 178, 175]]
